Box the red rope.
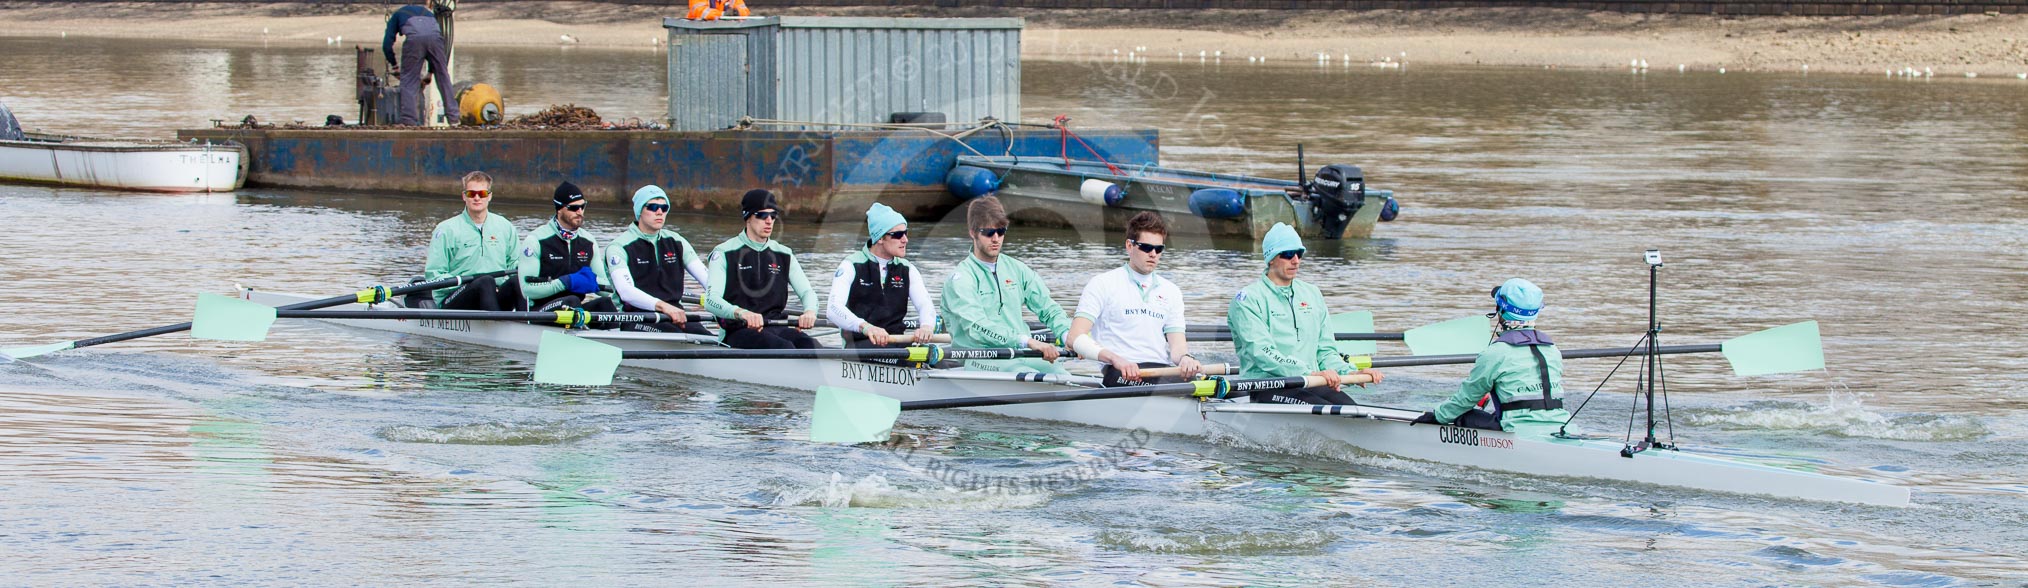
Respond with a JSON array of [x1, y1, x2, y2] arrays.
[[1052, 115, 1124, 176]]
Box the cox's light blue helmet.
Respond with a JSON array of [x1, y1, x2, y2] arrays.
[[1493, 278, 1543, 322]]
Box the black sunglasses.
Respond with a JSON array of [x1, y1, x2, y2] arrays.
[[751, 211, 780, 220], [977, 227, 1007, 238], [643, 203, 670, 213], [564, 203, 586, 212], [884, 230, 908, 241], [1277, 250, 1304, 260], [1129, 239, 1166, 255]]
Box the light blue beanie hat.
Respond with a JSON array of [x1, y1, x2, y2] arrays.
[[631, 185, 668, 218], [865, 202, 906, 246], [1261, 222, 1305, 263]]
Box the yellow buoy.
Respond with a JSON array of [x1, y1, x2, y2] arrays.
[[455, 82, 504, 126]]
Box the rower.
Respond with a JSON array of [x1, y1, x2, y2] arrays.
[[1066, 211, 1200, 387], [827, 202, 936, 349], [1414, 279, 1571, 431], [940, 196, 1072, 373], [517, 181, 618, 315], [424, 171, 521, 311], [704, 189, 820, 349], [605, 185, 712, 335], [1226, 222, 1383, 404]]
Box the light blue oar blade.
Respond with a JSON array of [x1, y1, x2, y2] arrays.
[[1722, 321, 1824, 376], [3, 341, 75, 360], [533, 331, 622, 386], [809, 386, 900, 444], [191, 293, 277, 342], [1403, 315, 1490, 356], [1328, 311, 1376, 356]]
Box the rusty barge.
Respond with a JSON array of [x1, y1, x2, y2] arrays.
[[176, 15, 1392, 239], [176, 124, 1157, 220]]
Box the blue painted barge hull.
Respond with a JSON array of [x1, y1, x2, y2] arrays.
[[176, 127, 1159, 219]]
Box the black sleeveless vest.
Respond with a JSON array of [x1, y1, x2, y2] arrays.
[[842, 256, 910, 343], [620, 235, 687, 313], [530, 228, 596, 307], [717, 245, 793, 330]]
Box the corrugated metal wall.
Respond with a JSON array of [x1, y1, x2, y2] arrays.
[[665, 17, 1021, 131], [668, 34, 749, 131], [667, 19, 777, 131]]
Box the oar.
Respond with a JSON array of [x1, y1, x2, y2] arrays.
[[1364, 321, 1825, 376], [1199, 402, 1420, 422], [2, 270, 511, 359], [187, 301, 810, 342], [677, 294, 938, 330], [920, 363, 1235, 384], [809, 373, 1374, 443], [1185, 332, 1403, 342], [675, 293, 1400, 343], [1189, 312, 1437, 372], [531, 335, 991, 386]]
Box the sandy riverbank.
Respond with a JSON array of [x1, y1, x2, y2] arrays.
[[3, 2, 2027, 75]]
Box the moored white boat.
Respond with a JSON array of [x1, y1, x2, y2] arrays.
[[242, 288, 1912, 507], [0, 132, 246, 193]]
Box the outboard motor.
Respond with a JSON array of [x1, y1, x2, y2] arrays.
[[355, 47, 403, 126], [1307, 164, 1365, 239]]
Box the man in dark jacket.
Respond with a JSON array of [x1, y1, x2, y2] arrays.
[[383, 4, 457, 126]]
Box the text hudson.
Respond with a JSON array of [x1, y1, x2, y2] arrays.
[[1438, 426, 1514, 449]]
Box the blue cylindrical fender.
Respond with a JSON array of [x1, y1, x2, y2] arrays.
[[1188, 188, 1247, 219], [1079, 179, 1125, 207], [1379, 195, 1401, 222], [945, 166, 1000, 200]]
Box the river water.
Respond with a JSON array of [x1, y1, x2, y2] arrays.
[[1, 37, 2025, 585]]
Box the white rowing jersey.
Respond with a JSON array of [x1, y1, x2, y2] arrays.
[[1073, 265, 1186, 365]]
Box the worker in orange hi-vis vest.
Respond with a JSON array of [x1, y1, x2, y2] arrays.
[[685, 0, 749, 20]]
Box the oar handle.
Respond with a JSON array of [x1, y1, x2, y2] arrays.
[[899, 378, 1228, 411], [679, 294, 937, 330], [623, 345, 945, 364], [274, 309, 668, 326], [1136, 362, 1233, 378], [1224, 373, 1372, 395], [898, 370, 1373, 412], [384, 269, 515, 299], [1187, 332, 1403, 342], [699, 314, 799, 328], [618, 344, 1052, 364], [607, 312, 793, 329], [265, 308, 803, 331]]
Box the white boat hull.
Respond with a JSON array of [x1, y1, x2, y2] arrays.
[[243, 289, 1910, 507], [1204, 406, 1909, 507], [0, 136, 245, 193]]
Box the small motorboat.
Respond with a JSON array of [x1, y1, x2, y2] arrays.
[[0, 102, 245, 193], [947, 154, 1398, 240]]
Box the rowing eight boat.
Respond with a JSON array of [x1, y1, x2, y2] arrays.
[[240, 288, 1911, 507]]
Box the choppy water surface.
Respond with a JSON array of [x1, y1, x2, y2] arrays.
[[2, 37, 2026, 585]]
